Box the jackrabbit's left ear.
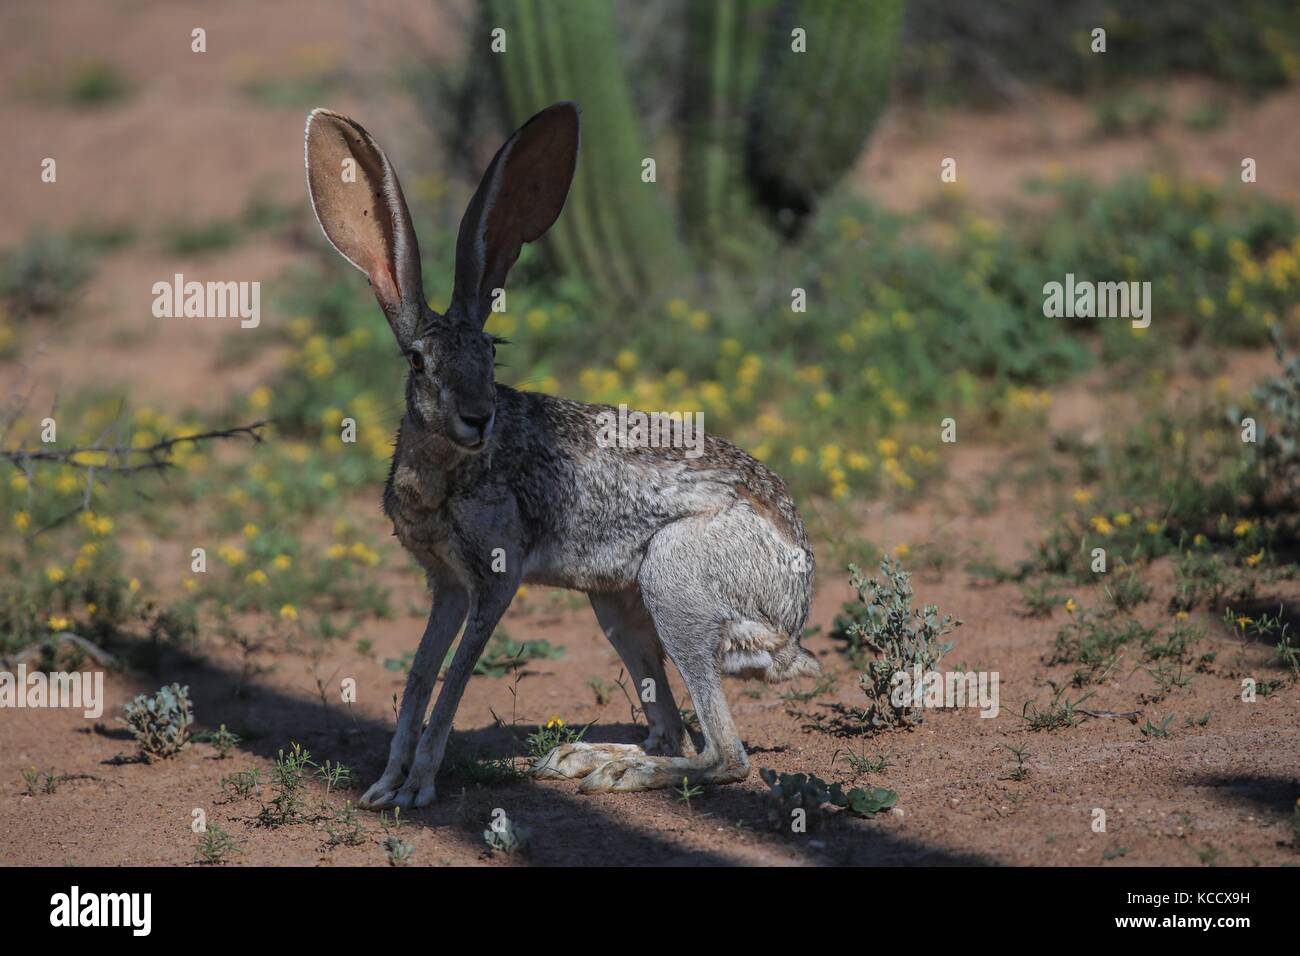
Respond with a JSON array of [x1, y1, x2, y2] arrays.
[[305, 108, 425, 348], [451, 102, 580, 328]]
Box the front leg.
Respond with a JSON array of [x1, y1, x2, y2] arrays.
[[360, 568, 468, 810], [391, 574, 519, 809]]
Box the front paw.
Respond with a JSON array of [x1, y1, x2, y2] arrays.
[[359, 771, 406, 810], [391, 773, 437, 809]]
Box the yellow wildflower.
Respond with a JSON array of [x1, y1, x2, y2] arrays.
[[1090, 516, 1114, 536]]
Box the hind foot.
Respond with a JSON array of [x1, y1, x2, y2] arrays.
[[531, 742, 646, 780], [577, 756, 750, 793]]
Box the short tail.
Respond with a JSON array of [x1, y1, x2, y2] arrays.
[[720, 619, 820, 682], [765, 640, 821, 683]]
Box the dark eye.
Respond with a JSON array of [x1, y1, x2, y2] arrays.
[[407, 349, 424, 372], [485, 334, 497, 358]]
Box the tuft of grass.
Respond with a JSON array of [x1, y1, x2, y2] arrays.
[[1020, 579, 1064, 618], [62, 59, 132, 108], [324, 801, 366, 847], [523, 716, 587, 761], [193, 723, 240, 758], [163, 219, 241, 256], [1021, 687, 1092, 731], [1105, 568, 1153, 613], [1140, 715, 1175, 738], [258, 742, 314, 826], [220, 769, 261, 801], [834, 747, 892, 776], [1003, 744, 1032, 781], [194, 825, 239, 864], [0, 232, 94, 319]]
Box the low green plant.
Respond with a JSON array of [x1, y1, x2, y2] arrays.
[[758, 768, 898, 831], [1004, 744, 1032, 781], [1144, 661, 1193, 701], [122, 684, 193, 759], [21, 767, 66, 795], [258, 742, 314, 826], [838, 558, 960, 729], [0, 232, 94, 318], [61, 59, 132, 108], [464, 630, 565, 678], [194, 723, 239, 758], [1020, 579, 1064, 618], [1140, 715, 1176, 738], [674, 777, 705, 812], [483, 811, 531, 855], [315, 760, 353, 793], [220, 769, 261, 800], [1020, 687, 1092, 731], [523, 716, 587, 761], [1106, 567, 1153, 613], [194, 825, 239, 865], [383, 834, 414, 866], [324, 801, 366, 847]]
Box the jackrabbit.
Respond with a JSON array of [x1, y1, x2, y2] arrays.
[[304, 101, 817, 810]]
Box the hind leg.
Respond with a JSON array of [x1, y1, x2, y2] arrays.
[[576, 650, 748, 792], [531, 589, 686, 781], [577, 526, 752, 793], [589, 589, 687, 755]]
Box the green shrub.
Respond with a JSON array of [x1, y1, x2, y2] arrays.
[[122, 684, 193, 759], [836, 558, 961, 729]]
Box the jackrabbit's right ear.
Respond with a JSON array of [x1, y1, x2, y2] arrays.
[[451, 102, 580, 327], [305, 109, 424, 347]]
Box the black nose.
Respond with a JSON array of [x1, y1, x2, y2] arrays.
[[458, 411, 492, 434]]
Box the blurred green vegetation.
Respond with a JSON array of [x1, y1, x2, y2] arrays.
[[260, 171, 1298, 505], [898, 0, 1300, 104]]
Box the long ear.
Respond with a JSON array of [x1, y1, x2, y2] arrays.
[[451, 102, 580, 327], [305, 108, 424, 346]]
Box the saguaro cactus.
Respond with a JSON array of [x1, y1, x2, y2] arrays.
[[746, 0, 906, 234], [487, 0, 687, 304], [679, 0, 781, 246], [481, 0, 906, 299]]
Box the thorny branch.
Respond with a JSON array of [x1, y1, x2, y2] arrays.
[[2, 421, 270, 474], [3, 418, 271, 535]]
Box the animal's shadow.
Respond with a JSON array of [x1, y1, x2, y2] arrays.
[[136, 651, 994, 866]]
